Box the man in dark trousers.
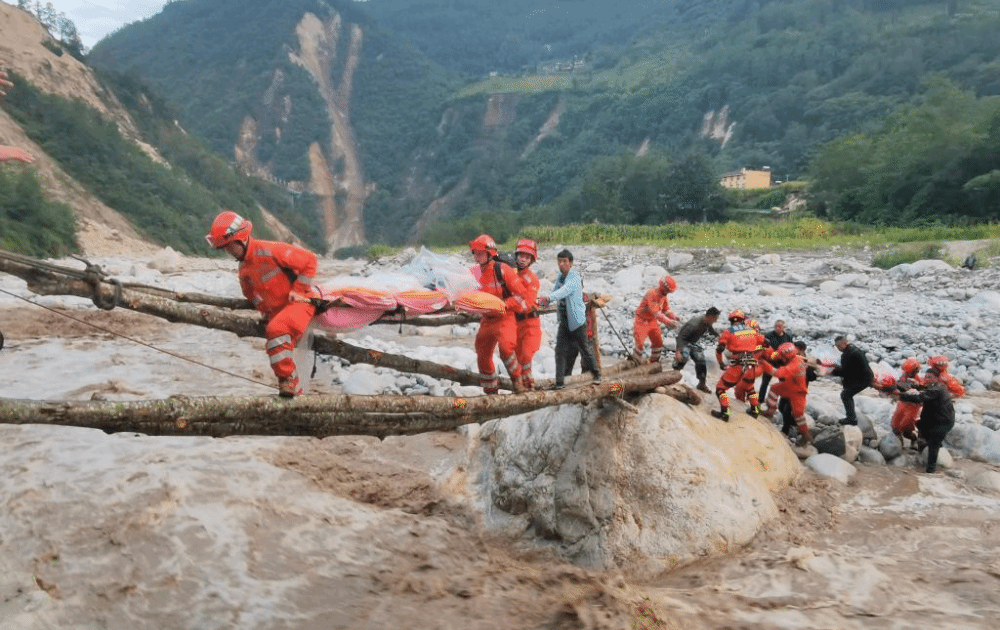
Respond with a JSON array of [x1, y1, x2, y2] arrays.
[[672, 306, 721, 393], [538, 249, 600, 389], [758, 319, 793, 402], [899, 366, 955, 473], [832, 334, 874, 426]]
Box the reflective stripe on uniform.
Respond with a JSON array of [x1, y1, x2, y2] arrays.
[[269, 349, 294, 365], [260, 269, 282, 283], [267, 335, 293, 350]]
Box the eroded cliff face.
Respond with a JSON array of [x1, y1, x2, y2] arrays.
[[234, 10, 368, 251], [408, 93, 566, 245]]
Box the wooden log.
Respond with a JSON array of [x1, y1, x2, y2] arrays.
[[0, 252, 649, 392], [4, 270, 497, 386], [0, 371, 681, 438]]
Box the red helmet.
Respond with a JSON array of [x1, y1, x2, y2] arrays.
[[206, 210, 252, 249], [746, 318, 760, 331], [877, 374, 897, 392], [469, 234, 497, 256], [728, 309, 745, 323], [928, 355, 949, 371], [776, 342, 797, 358], [514, 238, 537, 262], [901, 358, 921, 377], [659, 275, 677, 294]]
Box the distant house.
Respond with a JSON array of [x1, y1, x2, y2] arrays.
[[720, 167, 771, 189]]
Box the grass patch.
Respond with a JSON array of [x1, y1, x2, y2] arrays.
[[871, 243, 945, 269], [518, 219, 1000, 253], [455, 75, 572, 98]]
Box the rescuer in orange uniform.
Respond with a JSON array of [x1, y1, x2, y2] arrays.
[[513, 238, 541, 390], [734, 317, 768, 406], [206, 210, 318, 398], [470, 234, 530, 394], [890, 357, 925, 449], [927, 354, 966, 398], [712, 309, 763, 422], [631, 275, 680, 364], [761, 342, 812, 447]]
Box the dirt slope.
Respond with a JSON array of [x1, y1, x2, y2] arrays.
[[0, 3, 158, 256]]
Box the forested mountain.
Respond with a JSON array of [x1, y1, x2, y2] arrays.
[[83, 0, 1000, 249], [0, 2, 325, 257]]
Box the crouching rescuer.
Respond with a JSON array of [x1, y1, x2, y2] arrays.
[[206, 210, 319, 398], [760, 342, 813, 448]]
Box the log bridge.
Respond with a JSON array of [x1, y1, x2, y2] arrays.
[[0, 250, 698, 437]]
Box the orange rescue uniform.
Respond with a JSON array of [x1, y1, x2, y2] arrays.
[[714, 324, 763, 413], [474, 259, 530, 392], [238, 237, 318, 392], [633, 287, 678, 363], [514, 266, 541, 388], [891, 373, 925, 437], [762, 354, 809, 419]]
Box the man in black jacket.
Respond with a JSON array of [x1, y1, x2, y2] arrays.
[[832, 335, 874, 426], [759, 319, 794, 402], [672, 306, 721, 393], [899, 367, 955, 473]]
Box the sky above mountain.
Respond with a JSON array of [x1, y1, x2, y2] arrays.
[[9, 0, 167, 48], [20, 0, 369, 48]]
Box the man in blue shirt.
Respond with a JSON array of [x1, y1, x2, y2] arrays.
[[539, 249, 600, 389]]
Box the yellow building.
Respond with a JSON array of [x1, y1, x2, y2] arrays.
[[720, 167, 772, 189]]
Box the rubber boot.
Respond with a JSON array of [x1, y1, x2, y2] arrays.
[[512, 379, 528, 394], [278, 377, 299, 398], [697, 379, 711, 394], [747, 404, 761, 419], [711, 408, 731, 422]]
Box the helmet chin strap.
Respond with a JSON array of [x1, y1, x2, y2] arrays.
[[234, 240, 248, 261]]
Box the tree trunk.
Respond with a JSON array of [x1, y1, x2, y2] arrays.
[[0, 371, 681, 438], [0, 252, 649, 390]]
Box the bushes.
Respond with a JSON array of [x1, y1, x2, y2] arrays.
[[0, 168, 78, 256], [871, 243, 945, 269]]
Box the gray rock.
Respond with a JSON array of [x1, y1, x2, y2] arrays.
[[947, 425, 1000, 464], [804, 453, 857, 484], [813, 426, 846, 457], [760, 285, 793, 297], [819, 280, 844, 294], [970, 290, 1000, 312], [969, 470, 1000, 493], [667, 252, 694, 270], [878, 433, 903, 460], [857, 446, 886, 466], [471, 396, 801, 575]]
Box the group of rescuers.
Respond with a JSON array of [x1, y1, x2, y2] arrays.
[[205, 214, 961, 472]]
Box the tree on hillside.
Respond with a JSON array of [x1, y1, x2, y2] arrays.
[[808, 76, 1000, 225]]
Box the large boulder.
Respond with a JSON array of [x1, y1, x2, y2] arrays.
[[468, 395, 801, 577], [946, 425, 1000, 464], [812, 425, 846, 457], [667, 252, 694, 270], [804, 453, 857, 484]]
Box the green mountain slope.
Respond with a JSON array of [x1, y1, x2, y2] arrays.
[[88, 0, 1000, 245]]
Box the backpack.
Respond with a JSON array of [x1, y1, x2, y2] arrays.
[[493, 255, 514, 300]]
